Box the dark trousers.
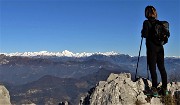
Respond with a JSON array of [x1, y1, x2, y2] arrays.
[[146, 41, 167, 89]]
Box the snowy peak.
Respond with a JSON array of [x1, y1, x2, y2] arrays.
[[1, 50, 119, 57], [61, 50, 74, 57]]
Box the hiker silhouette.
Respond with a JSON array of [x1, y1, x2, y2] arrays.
[[141, 6, 169, 96]]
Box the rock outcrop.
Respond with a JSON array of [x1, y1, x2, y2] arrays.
[[80, 73, 180, 105], [59, 101, 69, 105], [0, 85, 11, 105]]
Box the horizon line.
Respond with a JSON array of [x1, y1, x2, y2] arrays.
[[0, 50, 179, 58]]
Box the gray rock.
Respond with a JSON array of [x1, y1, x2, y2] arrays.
[[81, 73, 180, 105], [0, 85, 11, 105]]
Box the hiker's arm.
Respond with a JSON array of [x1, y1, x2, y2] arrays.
[[141, 20, 149, 38]]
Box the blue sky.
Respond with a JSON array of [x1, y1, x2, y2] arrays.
[[0, 0, 179, 56]]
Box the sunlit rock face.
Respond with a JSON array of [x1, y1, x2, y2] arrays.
[[80, 73, 180, 105], [0, 85, 11, 105]]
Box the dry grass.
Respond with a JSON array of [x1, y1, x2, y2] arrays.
[[174, 91, 180, 105], [160, 94, 176, 105]]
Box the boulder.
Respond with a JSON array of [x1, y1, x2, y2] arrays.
[[0, 85, 11, 105], [80, 73, 180, 105]]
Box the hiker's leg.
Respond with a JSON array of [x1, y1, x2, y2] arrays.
[[147, 50, 158, 88], [157, 47, 167, 89]]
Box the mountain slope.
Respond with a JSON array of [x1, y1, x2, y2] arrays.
[[8, 68, 131, 105], [9, 75, 88, 105]]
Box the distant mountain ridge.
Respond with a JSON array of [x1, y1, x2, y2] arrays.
[[1, 50, 119, 57], [0, 53, 179, 85], [0, 54, 129, 85], [1, 50, 179, 58]]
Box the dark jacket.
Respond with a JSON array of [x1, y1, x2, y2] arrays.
[[141, 18, 165, 54], [141, 18, 160, 46]]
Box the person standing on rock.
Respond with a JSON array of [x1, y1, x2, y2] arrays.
[[141, 6, 169, 96]]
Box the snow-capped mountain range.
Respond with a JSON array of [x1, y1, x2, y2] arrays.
[[1, 50, 119, 57]]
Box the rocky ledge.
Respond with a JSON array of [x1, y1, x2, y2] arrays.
[[0, 85, 11, 105], [80, 73, 180, 105]]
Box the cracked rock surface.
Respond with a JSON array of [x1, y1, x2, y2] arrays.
[[80, 73, 180, 105]]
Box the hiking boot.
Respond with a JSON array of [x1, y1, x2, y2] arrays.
[[145, 87, 159, 97], [151, 87, 159, 97], [158, 87, 169, 96]]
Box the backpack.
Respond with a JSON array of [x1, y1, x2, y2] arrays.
[[151, 20, 170, 45]]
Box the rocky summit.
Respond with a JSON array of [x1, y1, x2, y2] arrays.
[[80, 73, 180, 105], [0, 85, 11, 105]]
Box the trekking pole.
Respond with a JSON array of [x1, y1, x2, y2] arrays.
[[135, 37, 143, 80], [147, 62, 149, 80]]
